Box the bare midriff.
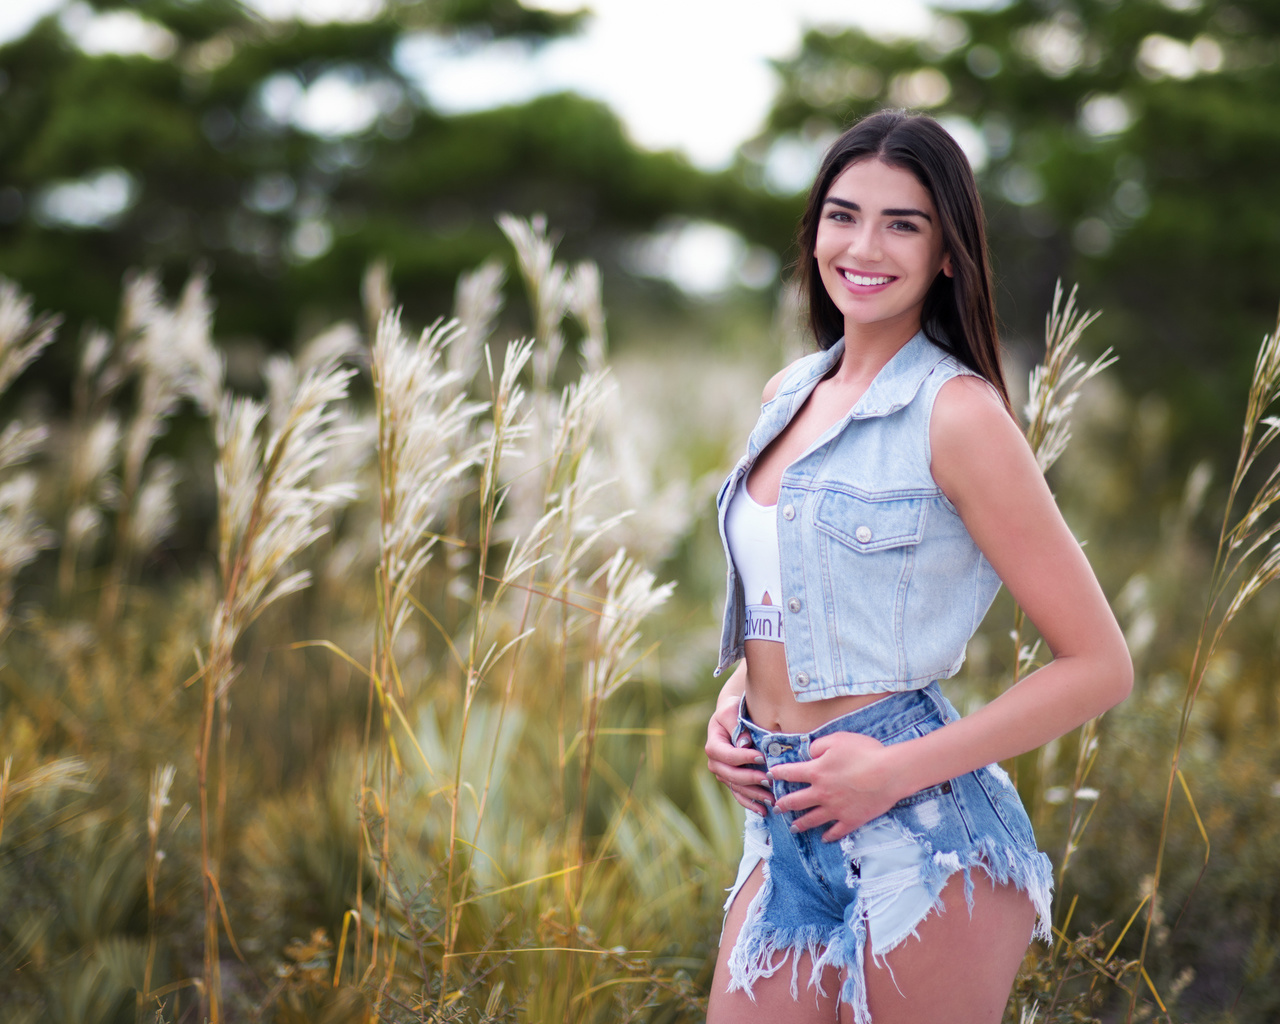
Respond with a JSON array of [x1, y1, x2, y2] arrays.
[[743, 639, 891, 733]]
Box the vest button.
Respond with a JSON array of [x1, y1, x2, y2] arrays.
[[782, 503, 795, 520], [795, 672, 810, 688], [855, 525, 872, 543], [787, 597, 801, 613]]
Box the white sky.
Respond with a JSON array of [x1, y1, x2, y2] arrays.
[[1, 0, 936, 168]]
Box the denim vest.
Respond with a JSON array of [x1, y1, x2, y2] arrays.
[[714, 331, 1002, 700]]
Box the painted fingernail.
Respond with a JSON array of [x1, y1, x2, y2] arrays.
[[734, 734, 751, 747], [753, 754, 765, 764]]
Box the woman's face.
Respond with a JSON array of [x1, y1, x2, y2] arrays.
[[813, 157, 952, 340]]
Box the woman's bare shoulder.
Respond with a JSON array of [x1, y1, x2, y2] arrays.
[[929, 373, 1029, 501], [931, 373, 1014, 443], [761, 356, 811, 404]]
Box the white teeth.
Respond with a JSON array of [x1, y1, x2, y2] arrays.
[[842, 271, 892, 286]]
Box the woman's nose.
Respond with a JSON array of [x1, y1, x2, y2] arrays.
[[846, 226, 882, 262]]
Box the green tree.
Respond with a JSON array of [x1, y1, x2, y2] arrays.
[[0, 0, 791, 373], [750, 0, 1280, 452]]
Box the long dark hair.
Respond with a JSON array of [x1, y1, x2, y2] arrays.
[[795, 109, 1010, 412]]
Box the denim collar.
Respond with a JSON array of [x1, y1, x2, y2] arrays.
[[783, 331, 948, 421]]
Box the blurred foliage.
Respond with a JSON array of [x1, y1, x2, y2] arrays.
[[746, 0, 1280, 456], [0, 0, 793, 381]]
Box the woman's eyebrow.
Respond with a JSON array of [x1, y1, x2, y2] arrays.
[[822, 196, 933, 221]]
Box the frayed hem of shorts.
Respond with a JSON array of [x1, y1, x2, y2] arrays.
[[725, 858, 867, 1011], [726, 837, 1053, 1024]]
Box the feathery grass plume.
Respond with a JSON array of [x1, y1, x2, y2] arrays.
[[0, 277, 59, 394], [0, 473, 54, 629], [140, 763, 175, 1017], [265, 323, 364, 438], [128, 458, 180, 561], [0, 280, 57, 634], [120, 272, 222, 486], [105, 272, 223, 618], [582, 550, 674, 705], [566, 260, 607, 374], [1024, 281, 1113, 475], [1133, 306, 1280, 1015], [498, 213, 570, 389], [57, 325, 129, 596], [373, 311, 486, 654], [451, 257, 507, 388], [200, 360, 357, 1023], [58, 413, 122, 594]]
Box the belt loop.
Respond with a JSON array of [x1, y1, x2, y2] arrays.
[[730, 694, 748, 745]]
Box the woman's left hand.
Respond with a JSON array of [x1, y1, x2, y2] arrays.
[[767, 731, 904, 842]]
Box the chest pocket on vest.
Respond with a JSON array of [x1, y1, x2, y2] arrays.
[[812, 491, 927, 553]]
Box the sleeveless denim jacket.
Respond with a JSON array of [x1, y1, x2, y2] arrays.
[[714, 331, 1002, 700]]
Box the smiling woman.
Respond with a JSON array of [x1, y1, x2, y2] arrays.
[[703, 110, 1132, 1024]]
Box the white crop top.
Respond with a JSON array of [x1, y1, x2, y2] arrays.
[[723, 481, 784, 643]]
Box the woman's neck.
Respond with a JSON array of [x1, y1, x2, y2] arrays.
[[832, 319, 921, 388]]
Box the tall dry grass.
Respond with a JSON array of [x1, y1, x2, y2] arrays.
[[1, 249, 1280, 1023]]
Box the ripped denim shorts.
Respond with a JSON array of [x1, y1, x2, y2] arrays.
[[724, 681, 1053, 1024]]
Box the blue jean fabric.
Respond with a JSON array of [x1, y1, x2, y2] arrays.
[[714, 332, 1003, 699], [724, 682, 1052, 1024]]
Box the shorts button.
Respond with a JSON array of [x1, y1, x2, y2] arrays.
[[782, 503, 796, 521], [787, 597, 801, 613], [795, 671, 810, 688], [855, 525, 872, 543], [767, 742, 782, 757]]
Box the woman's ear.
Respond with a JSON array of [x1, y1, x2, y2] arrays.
[[941, 251, 954, 279]]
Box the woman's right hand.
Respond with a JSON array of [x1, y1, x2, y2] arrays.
[[705, 692, 774, 814]]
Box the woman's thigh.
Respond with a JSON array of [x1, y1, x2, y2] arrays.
[[708, 862, 840, 1024], [853, 871, 1035, 1024]]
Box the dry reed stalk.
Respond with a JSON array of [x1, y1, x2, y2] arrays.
[[438, 335, 537, 1004], [200, 360, 356, 1022], [363, 308, 484, 987], [1017, 281, 1112, 682], [1131, 308, 1280, 1019]]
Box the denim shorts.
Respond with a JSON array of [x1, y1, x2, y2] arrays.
[[724, 681, 1052, 1024]]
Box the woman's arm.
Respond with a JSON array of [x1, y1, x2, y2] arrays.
[[705, 662, 774, 813], [772, 374, 1133, 839]]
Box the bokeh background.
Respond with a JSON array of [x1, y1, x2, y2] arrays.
[[2, 1, 1280, 1022]]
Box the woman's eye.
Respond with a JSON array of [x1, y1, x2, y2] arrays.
[[890, 220, 919, 232]]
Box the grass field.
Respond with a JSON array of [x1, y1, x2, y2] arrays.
[[1, 223, 1279, 1023]]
